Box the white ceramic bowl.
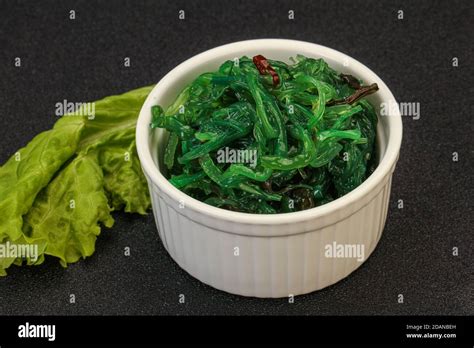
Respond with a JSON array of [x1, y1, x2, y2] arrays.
[[136, 39, 402, 298]]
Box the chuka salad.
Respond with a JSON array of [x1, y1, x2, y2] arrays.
[[151, 55, 379, 214]]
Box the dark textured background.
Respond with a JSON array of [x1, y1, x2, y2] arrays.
[[0, 0, 472, 315]]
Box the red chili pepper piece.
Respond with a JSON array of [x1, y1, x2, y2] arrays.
[[253, 54, 280, 87]]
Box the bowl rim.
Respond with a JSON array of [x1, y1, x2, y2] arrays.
[[136, 38, 402, 226]]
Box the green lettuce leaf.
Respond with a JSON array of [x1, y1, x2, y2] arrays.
[[99, 140, 150, 214], [0, 85, 154, 275], [0, 121, 84, 242], [67, 85, 153, 214], [22, 152, 114, 267]]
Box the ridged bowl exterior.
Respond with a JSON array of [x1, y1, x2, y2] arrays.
[[146, 168, 394, 298]]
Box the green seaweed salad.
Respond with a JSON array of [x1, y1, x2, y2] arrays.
[[151, 55, 379, 214]]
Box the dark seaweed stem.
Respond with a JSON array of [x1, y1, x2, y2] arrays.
[[327, 82, 379, 106], [253, 55, 280, 87], [292, 188, 315, 210], [340, 73, 361, 89], [262, 180, 273, 193], [344, 83, 379, 104]]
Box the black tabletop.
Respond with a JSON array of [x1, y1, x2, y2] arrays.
[[0, 0, 472, 315]]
